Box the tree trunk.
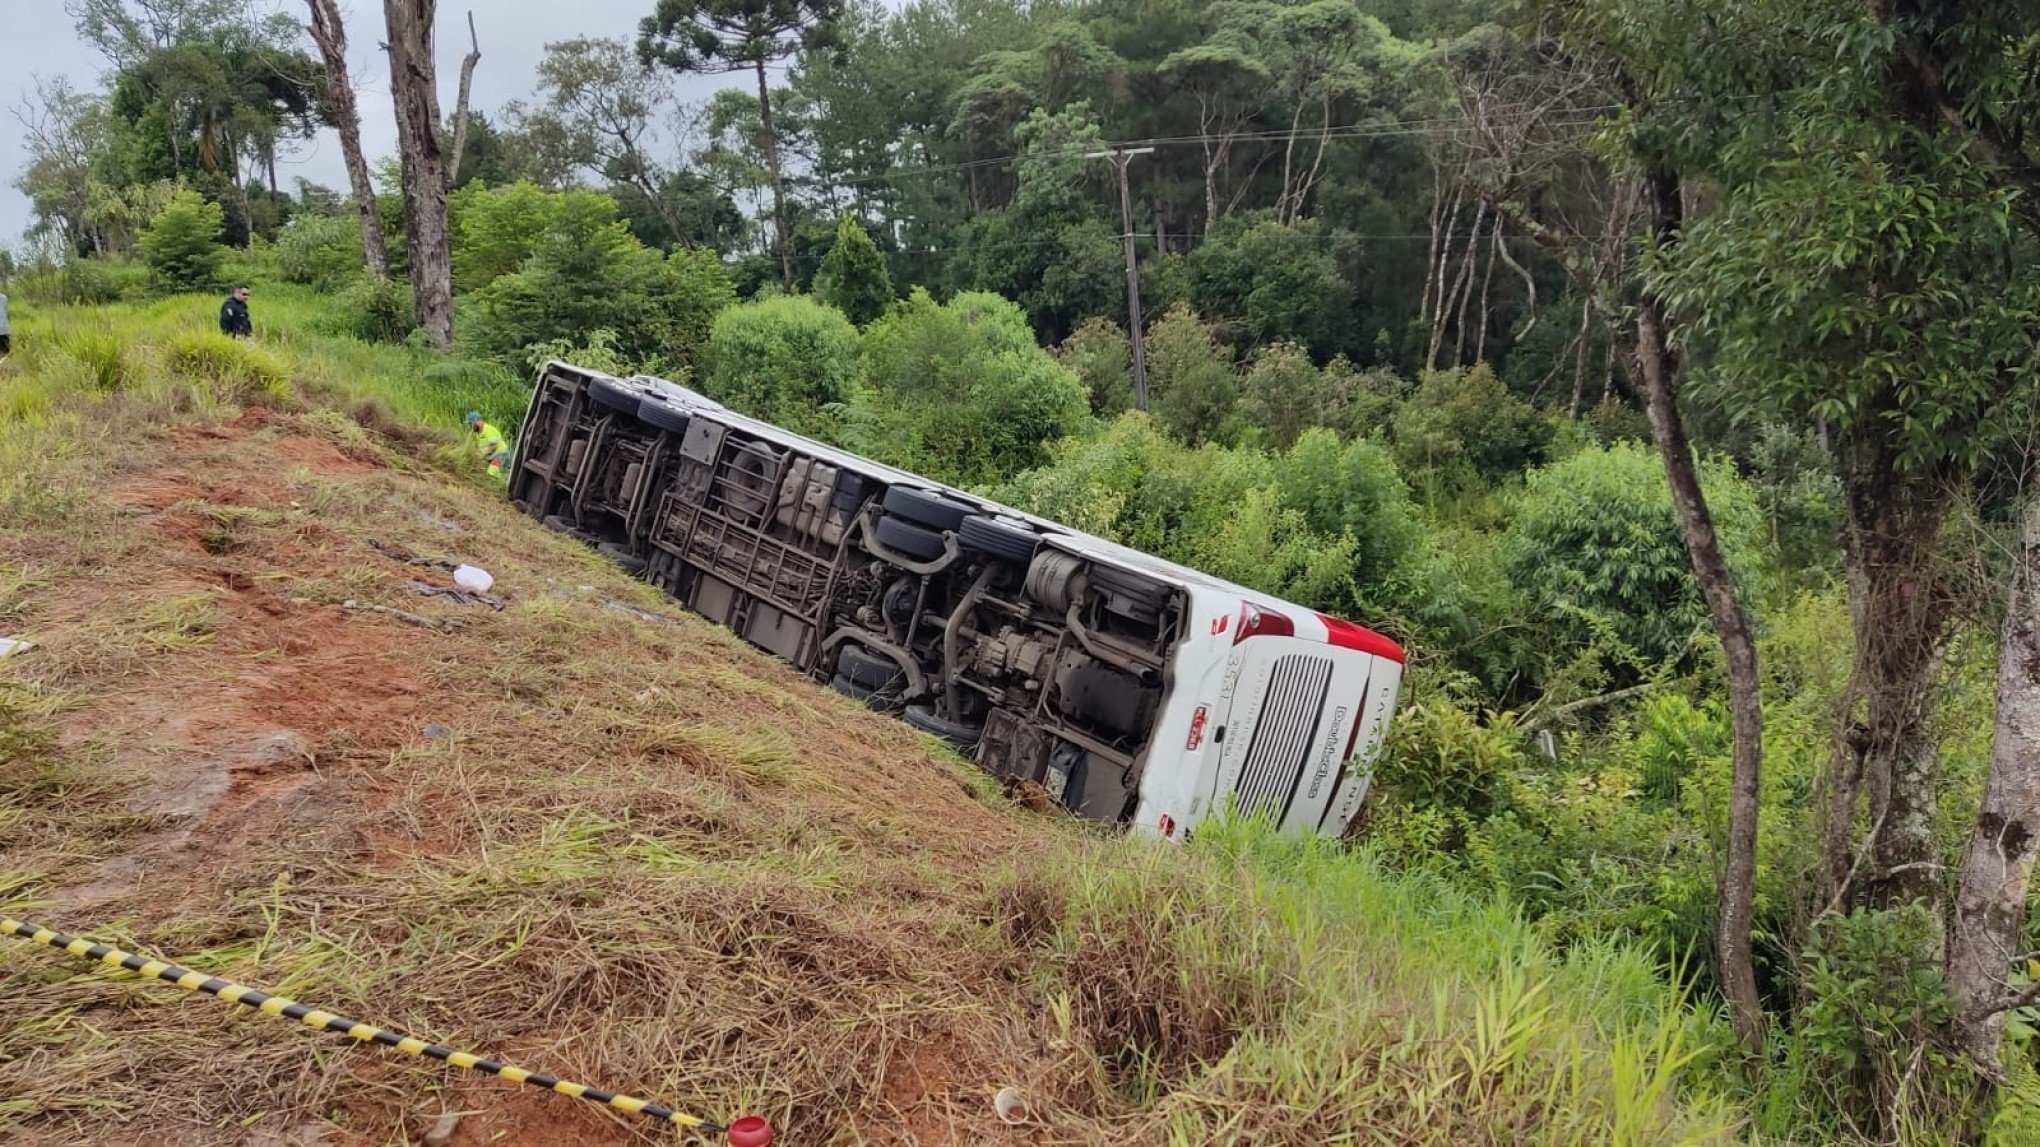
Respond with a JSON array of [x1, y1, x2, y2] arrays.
[[1946, 500, 2040, 1076], [1278, 97, 1306, 225], [447, 9, 480, 189], [307, 0, 388, 279], [1425, 185, 1465, 372], [1196, 95, 1220, 237], [383, 0, 454, 348], [1825, 450, 1959, 911], [1634, 168, 1766, 1054], [754, 59, 794, 290]]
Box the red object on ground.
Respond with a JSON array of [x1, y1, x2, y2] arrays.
[[727, 1116, 773, 1146]]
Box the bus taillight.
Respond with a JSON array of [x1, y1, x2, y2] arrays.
[[1233, 602, 1294, 644]]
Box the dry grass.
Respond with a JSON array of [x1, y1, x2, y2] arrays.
[[0, 293, 1746, 1146]]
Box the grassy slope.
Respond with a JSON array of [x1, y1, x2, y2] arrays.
[[0, 289, 1742, 1145]]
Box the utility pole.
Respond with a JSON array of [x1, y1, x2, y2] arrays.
[[1087, 146, 1156, 410]]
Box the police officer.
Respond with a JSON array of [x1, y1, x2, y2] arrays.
[[219, 285, 252, 338]]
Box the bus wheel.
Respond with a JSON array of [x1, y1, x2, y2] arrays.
[[588, 375, 642, 414], [836, 644, 905, 691], [874, 515, 945, 562], [904, 703, 981, 751], [596, 541, 647, 575], [958, 514, 1039, 564], [882, 485, 973, 531]]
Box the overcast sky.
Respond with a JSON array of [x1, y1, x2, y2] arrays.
[[0, 0, 752, 246]]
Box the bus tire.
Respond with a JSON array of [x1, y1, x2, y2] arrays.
[[588, 376, 641, 414], [873, 515, 945, 562], [830, 673, 875, 701], [958, 514, 1039, 564], [882, 486, 972, 531], [597, 541, 647, 574], [837, 644, 903, 691], [637, 396, 690, 434], [542, 514, 575, 533], [904, 703, 981, 751]]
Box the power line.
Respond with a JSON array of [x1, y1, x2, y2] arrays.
[[819, 107, 1622, 191]]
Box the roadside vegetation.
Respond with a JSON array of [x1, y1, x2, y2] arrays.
[[0, 295, 1747, 1143], [7, 0, 2040, 1141]]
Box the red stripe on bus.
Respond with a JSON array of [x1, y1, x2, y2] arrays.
[[1314, 613, 1405, 663]]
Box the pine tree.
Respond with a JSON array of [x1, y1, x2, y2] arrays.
[[813, 215, 894, 326]]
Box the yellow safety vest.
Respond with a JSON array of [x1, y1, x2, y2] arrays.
[[474, 421, 509, 475]]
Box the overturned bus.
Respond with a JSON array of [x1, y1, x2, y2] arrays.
[[506, 362, 1405, 840]]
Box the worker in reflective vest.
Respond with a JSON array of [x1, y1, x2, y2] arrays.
[[465, 411, 509, 477]]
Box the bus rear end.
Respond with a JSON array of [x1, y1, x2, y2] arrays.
[[1137, 597, 1404, 840]]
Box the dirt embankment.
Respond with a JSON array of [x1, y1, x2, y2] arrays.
[[0, 410, 1079, 1146]]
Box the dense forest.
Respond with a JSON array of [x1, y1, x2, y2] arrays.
[[9, 0, 2040, 1140]]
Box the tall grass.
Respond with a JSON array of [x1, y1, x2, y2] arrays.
[[0, 285, 530, 442], [1003, 817, 1741, 1143]]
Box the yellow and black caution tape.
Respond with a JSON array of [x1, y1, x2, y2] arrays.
[[2, 917, 774, 1145]]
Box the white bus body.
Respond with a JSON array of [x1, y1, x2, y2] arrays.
[[508, 362, 1404, 839]]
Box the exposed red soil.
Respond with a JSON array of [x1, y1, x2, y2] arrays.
[[4, 409, 1066, 1146]]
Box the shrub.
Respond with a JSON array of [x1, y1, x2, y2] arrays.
[[1391, 363, 1552, 490], [466, 208, 734, 375], [1323, 356, 1407, 440], [275, 214, 365, 291], [315, 274, 414, 345], [137, 190, 228, 291], [1274, 429, 1427, 611], [812, 214, 894, 326], [522, 329, 638, 378], [1189, 218, 1352, 356], [1146, 304, 1237, 446], [162, 331, 290, 404], [1796, 905, 1968, 1134], [1375, 702, 1526, 821], [1239, 341, 1333, 449], [705, 296, 861, 437], [1501, 442, 1763, 668], [449, 181, 622, 292], [854, 289, 1090, 484], [16, 258, 153, 305], [1058, 316, 1132, 416]]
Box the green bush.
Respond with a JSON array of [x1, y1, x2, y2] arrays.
[[1391, 363, 1552, 492], [16, 258, 154, 305], [314, 274, 414, 345], [1189, 218, 1352, 356], [466, 206, 734, 376], [1501, 442, 1763, 669], [813, 214, 894, 326], [1274, 429, 1428, 612], [1146, 304, 1238, 446], [53, 327, 140, 391], [1239, 341, 1334, 449], [1058, 316, 1132, 416], [853, 288, 1091, 484], [275, 214, 365, 291], [162, 331, 289, 404], [1796, 905, 1968, 1135], [1375, 702, 1527, 822], [705, 296, 861, 438], [137, 190, 228, 292], [449, 181, 622, 292]]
